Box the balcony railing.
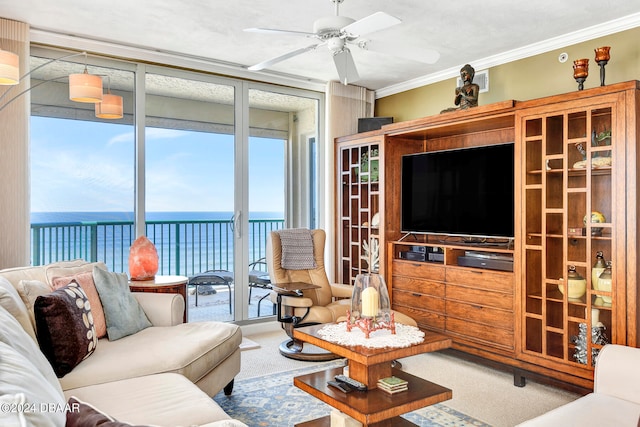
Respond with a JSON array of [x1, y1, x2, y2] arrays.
[[31, 218, 284, 275]]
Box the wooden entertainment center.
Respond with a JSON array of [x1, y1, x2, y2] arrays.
[[334, 81, 640, 390]]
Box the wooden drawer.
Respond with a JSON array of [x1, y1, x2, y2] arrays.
[[392, 260, 445, 281], [445, 267, 514, 293], [446, 284, 513, 311], [446, 317, 514, 350], [392, 304, 445, 332], [445, 300, 514, 330], [393, 289, 445, 313], [392, 276, 445, 297]]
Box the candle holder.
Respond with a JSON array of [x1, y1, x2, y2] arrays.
[[573, 59, 589, 91], [594, 46, 610, 86], [346, 273, 395, 338]]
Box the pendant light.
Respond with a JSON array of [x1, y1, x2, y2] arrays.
[[95, 76, 123, 119], [69, 65, 103, 103], [0, 48, 19, 85]]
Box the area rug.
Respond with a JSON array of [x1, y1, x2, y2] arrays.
[[214, 361, 491, 426]]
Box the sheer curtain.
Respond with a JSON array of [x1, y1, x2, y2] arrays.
[[324, 81, 375, 280], [0, 19, 30, 268]]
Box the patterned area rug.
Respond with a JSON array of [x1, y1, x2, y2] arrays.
[[214, 361, 491, 426]]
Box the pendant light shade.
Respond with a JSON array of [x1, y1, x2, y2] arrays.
[[69, 70, 103, 103], [95, 93, 123, 119], [0, 49, 19, 85]]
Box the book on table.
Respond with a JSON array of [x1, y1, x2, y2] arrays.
[[377, 376, 408, 394]]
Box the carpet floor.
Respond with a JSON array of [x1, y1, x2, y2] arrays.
[[226, 326, 580, 426], [214, 360, 491, 426]]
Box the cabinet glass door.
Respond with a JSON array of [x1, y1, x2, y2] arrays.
[[338, 141, 380, 285], [521, 103, 615, 370]]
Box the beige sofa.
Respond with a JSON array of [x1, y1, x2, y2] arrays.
[[0, 259, 246, 427], [517, 344, 640, 427]]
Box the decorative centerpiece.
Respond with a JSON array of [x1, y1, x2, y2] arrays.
[[346, 273, 395, 338]]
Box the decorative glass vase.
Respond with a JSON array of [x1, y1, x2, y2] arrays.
[[347, 273, 395, 338]]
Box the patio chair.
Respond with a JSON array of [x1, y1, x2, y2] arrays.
[[188, 270, 233, 314], [248, 257, 273, 317]]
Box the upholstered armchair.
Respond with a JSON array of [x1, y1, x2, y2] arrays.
[[267, 229, 353, 360]]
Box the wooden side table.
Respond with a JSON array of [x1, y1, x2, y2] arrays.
[[129, 275, 189, 322]]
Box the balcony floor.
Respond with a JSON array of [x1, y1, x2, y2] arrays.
[[186, 285, 275, 323]]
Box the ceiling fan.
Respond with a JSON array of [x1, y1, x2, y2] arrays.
[[245, 0, 440, 85]]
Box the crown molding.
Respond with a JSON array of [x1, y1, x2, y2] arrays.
[[375, 12, 640, 99]]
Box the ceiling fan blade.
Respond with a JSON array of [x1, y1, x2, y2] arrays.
[[360, 39, 440, 64], [333, 48, 359, 85], [248, 44, 319, 71], [244, 27, 318, 38], [341, 11, 401, 37]]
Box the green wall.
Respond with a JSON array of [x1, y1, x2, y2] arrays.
[[376, 27, 640, 122]]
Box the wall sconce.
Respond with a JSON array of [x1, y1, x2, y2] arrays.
[[0, 50, 121, 119]]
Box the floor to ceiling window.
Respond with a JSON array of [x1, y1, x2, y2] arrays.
[[28, 47, 323, 324]]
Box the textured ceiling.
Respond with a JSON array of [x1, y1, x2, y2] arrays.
[[2, 0, 640, 93]]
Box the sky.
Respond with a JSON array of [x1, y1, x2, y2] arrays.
[[30, 116, 285, 214]]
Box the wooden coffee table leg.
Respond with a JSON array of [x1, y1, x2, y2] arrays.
[[348, 360, 393, 390]]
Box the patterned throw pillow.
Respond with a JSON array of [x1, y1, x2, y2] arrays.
[[52, 271, 107, 339], [34, 282, 98, 377]]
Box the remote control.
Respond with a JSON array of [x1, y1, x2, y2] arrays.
[[335, 374, 367, 391], [327, 380, 352, 393]]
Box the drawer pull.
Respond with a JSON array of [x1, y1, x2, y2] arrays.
[[471, 304, 483, 310], [412, 293, 422, 297]]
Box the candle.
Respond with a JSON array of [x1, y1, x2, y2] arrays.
[[361, 287, 379, 317]]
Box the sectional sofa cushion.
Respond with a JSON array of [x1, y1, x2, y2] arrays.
[[58, 321, 242, 392], [66, 397, 153, 427], [52, 270, 107, 338], [93, 267, 152, 340], [0, 341, 66, 427], [0, 305, 64, 397], [64, 373, 238, 427], [34, 282, 98, 377]]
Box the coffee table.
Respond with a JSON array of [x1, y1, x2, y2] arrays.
[[292, 323, 452, 426]]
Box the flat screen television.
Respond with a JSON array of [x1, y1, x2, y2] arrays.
[[401, 143, 514, 239]]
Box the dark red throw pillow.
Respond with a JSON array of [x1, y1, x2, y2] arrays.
[[34, 281, 97, 377]]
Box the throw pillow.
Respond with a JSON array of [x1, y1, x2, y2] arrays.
[[52, 271, 107, 339], [15, 278, 53, 330], [44, 261, 108, 285], [0, 277, 38, 342], [34, 282, 98, 377], [66, 397, 153, 427], [92, 266, 151, 341]]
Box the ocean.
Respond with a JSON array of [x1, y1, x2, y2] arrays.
[[31, 211, 284, 223], [30, 211, 285, 276]]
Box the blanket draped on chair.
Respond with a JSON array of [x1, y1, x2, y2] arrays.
[[276, 229, 317, 270]]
